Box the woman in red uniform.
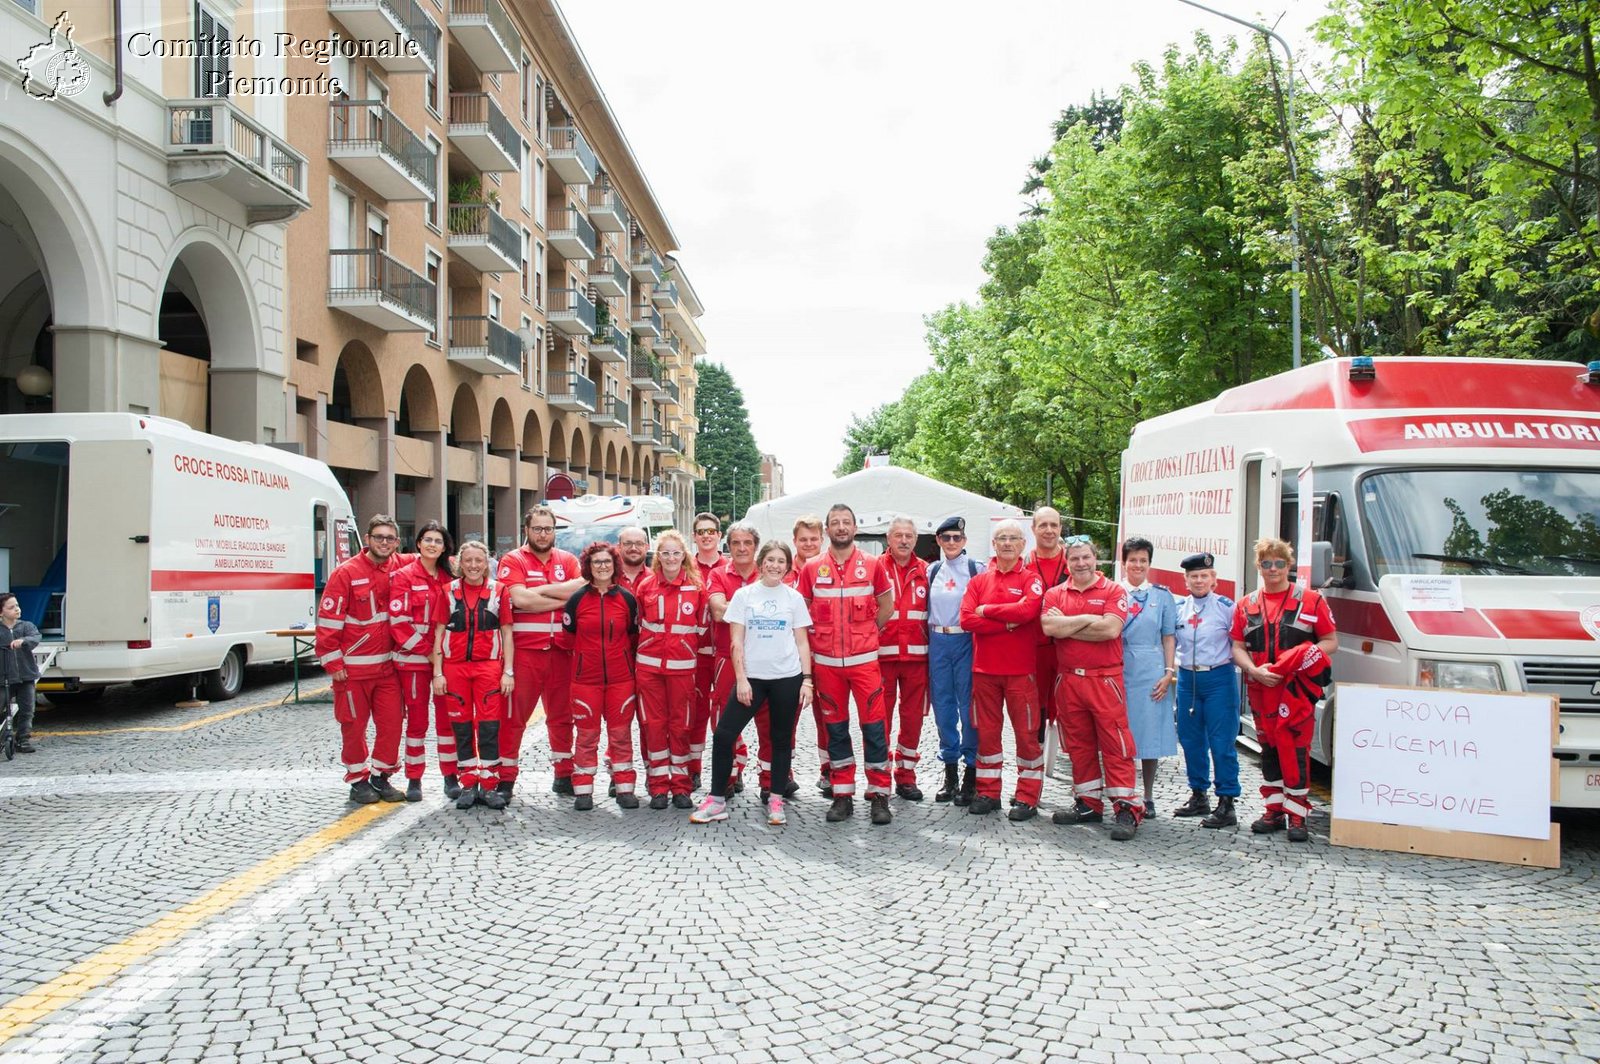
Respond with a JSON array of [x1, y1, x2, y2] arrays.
[[429, 540, 514, 811], [389, 520, 455, 801], [562, 542, 641, 811], [635, 530, 708, 810]]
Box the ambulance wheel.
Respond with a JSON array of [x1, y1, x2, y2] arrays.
[[202, 646, 246, 701], [43, 688, 105, 705]]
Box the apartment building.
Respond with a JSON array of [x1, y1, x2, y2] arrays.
[[0, 0, 705, 553]]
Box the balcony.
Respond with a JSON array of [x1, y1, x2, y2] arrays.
[[665, 431, 683, 455], [631, 416, 661, 446], [650, 421, 673, 454], [548, 371, 597, 413], [328, 249, 436, 332], [448, 315, 520, 375], [328, 100, 435, 202], [652, 332, 679, 357], [447, 202, 519, 273], [630, 304, 661, 339], [165, 100, 311, 224], [448, 93, 519, 173], [592, 395, 629, 431], [448, 0, 516, 73], [587, 185, 629, 233], [650, 280, 678, 310], [661, 378, 681, 407], [548, 126, 598, 186], [548, 206, 596, 262], [547, 287, 596, 336], [328, 0, 439, 73], [588, 323, 629, 364], [630, 247, 663, 284], [629, 351, 664, 394], [591, 255, 630, 298]]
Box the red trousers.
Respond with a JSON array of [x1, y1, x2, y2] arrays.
[[333, 672, 402, 783], [709, 657, 750, 779], [972, 672, 1043, 804], [572, 680, 638, 797], [1033, 643, 1058, 741], [815, 661, 890, 798], [508, 647, 570, 783], [637, 668, 697, 796], [1248, 684, 1315, 818], [441, 658, 507, 789], [1055, 669, 1142, 818], [881, 658, 928, 787], [690, 654, 715, 778], [399, 668, 456, 780]]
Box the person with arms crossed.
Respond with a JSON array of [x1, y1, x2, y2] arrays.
[[1172, 551, 1242, 828], [879, 515, 931, 801], [692, 541, 813, 826], [1026, 507, 1069, 744], [1041, 536, 1143, 841], [958, 520, 1045, 820]]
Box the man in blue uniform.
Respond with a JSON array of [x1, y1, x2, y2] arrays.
[[926, 515, 983, 805], [1172, 552, 1241, 828]]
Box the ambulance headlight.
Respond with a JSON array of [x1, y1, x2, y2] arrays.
[[1416, 659, 1502, 690]]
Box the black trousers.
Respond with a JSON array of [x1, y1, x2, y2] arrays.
[[711, 674, 802, 799]]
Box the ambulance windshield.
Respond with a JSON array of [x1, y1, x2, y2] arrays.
[[1361, 468, 1600, 578], [556, 523, 625, 556]]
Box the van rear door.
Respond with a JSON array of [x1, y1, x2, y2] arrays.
[[65, 440, 153, 642]]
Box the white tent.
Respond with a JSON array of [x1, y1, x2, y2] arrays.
[[743, 466, 1025, 562]]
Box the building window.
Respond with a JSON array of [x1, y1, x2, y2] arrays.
[[489, 292, 502, 323], [520, 316, 533, 390], [534, 326, 545, 394], [425, 250, 442, 348], [521, 227, 532, 302], [425, 133, 442, 232], [194, 2, 231, 98], [521, 56, 533, 125], [426, 66, 440, 119], [366, 207, 387, 250], [534, 159, 546, 229], [534, 241, 544, 309], [521, 142, 532, 213], [535, 75, 546, 143]]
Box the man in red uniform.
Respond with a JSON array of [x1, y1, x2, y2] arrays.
[[798, 504, 895, 825], [1230, 537, 1338, 842], [958, 519, 1045, 819], [688, 512, 727, 789], [879, 515, 930, 801], [497, 506, 583, 797], [783, 515, 829, 792], [317, 514, 406, 804], [1026, 507, 1068, 745], [1041, 536, 1142, 840], [707, 522, 760, 793]]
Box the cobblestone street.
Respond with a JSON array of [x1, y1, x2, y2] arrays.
[[0, 668, 1596, 1064]]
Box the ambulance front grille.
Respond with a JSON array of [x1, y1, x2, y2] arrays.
[[1519, 659, 1600, 714]]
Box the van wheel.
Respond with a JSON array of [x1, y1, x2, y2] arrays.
[[44, 688, 106, 705], [202, 646, 246, 701]]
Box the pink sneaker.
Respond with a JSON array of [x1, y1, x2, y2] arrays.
[[767, 795, 786, 826], [689, 796, 727, 823]]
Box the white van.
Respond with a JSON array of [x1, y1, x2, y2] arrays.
[[1119, 357, 1600, 808], [547, 494, 676, 556], [0, 413, 358, 701]]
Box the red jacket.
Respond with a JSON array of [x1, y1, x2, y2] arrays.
[[959, 562, 1045, 675], [1027, 550, 1070, 648], [561, 584, 639, 685], [878, 554, 930, 663], [388, 559, 451, 671], [316, 551, 401, 679], [797, 547, 892, 667], [636, 572, 709, 673], [708, 564, 760, 657], [439, 579, 509, 664], [498, 546, 580, 651]]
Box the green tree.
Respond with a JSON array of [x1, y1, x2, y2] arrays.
[[692, 362, 762, 523]]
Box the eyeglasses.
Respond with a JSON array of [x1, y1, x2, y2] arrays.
[[694, 528, 719, 536], [657, 549, 685, 558], [994, 535, 1024, 543], [1259, 559, 1290, 570], [418, 538, 445, 547], [1064, 534, 1092, 546], [526, 525, 555, 534], [369, 533, 398, 543], [938, 533, 964, 542], [590, 558, 614, 566]]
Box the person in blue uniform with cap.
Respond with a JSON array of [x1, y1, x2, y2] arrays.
[[1172, 552, 1241, 828], [925, 515, 983, 805]]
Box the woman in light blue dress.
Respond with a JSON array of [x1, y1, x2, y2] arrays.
[[1120, 537, 1177, 815]]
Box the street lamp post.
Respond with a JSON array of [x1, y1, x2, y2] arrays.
[[1176, 0, 1301, 370], [706, 465, 716, 518]]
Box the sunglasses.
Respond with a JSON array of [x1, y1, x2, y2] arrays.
[[1259, 559, 1290, 570], [1064, 534, 1092, 546], [938, 533, 964, 542]]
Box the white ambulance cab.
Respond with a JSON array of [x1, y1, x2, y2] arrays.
[[548, 494, 675, 556], [0, 413, 358, 701], [1119, 357, 1600, 808]]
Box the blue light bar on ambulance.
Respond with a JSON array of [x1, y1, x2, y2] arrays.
[[1588, 360, 1600, 385], [1348, 355, 1376, 381]]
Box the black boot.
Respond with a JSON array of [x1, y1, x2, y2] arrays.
[[443, 774, 462, 800], [1201, 795, 1237, 829], [869, 796, 893, 825], [370, 774, 405, 802], [825, 796, 854, 822], [935, 763, 959, 803], [1173, 788, 1211, 818], [955, 763, 975, 807], [895, 782, 924, 801], [404, 779, 422, 803]]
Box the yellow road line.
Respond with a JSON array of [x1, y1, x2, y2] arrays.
[[0, 802, 398, 1047], [33, 686, 330, 738]]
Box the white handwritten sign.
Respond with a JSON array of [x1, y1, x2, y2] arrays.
[[1332, 684, 1551, 840]]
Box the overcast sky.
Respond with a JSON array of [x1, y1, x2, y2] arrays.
[[561, 1, 1328, 496]]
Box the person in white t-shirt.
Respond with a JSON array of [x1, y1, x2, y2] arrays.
[[691, 541, 812, 826]]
